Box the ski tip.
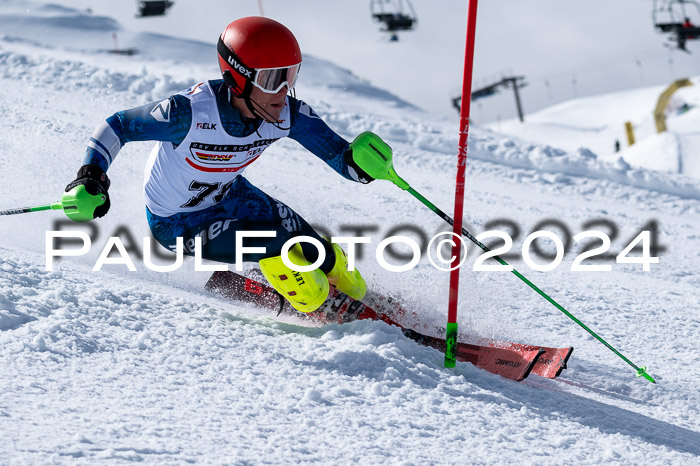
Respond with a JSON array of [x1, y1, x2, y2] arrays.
[[552, 346, 574, 377], [636, 366, 656, 384]]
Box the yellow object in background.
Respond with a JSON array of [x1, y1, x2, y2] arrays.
[[624, 121, 636, 146], [654, 78, 693, 134]]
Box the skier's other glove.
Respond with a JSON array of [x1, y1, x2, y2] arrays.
[[345, 133, 387, 184], [62, 164, 111, 222]]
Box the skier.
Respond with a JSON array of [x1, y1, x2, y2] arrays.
[[61, 16, 385, 313], [682, 17, 696, 39]]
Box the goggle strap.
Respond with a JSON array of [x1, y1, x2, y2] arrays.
[[217, 37, 255, 81]]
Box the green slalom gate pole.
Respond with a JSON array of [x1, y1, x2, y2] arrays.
[[0, 202, 64, 216], [350, 132, 656, 383]]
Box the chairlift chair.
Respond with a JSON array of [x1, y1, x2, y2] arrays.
[[652, 0, 700, 50], [370, 0, 417, 39], [136, 0, 174, 18], [373, 13, 416, 32], [653, 0, 700, 31]]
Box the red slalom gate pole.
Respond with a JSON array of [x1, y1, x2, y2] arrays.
[[445, 0, 479, 368]]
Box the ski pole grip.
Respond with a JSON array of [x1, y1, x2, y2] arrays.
[[350, 131, 410, 190]]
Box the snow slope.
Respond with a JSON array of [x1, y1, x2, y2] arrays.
[[1, 1, 700, 463], [489, 79, 700, 179]]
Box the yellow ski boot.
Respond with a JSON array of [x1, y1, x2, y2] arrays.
[[325, 240, 367, 301], [259, 243, 329, 313]]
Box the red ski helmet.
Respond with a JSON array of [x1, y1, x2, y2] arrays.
[[217, 17, 302, 96]]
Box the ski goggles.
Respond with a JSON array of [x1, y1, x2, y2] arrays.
[[253, 63, 301, 94]]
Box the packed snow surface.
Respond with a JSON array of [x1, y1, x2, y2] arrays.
[[1, 1, 699, 463]]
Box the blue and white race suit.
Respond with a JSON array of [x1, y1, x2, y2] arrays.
[[83, 79, 361, 268]]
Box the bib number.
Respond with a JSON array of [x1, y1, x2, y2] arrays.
[[181, 180, 234, 208]]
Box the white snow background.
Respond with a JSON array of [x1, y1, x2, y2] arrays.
[[1, 1, 699, 464]]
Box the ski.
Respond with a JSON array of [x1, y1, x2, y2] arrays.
[[205, 270, 564, 382], [477, 339, 573, 379], [357, 284, 572, 379]]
